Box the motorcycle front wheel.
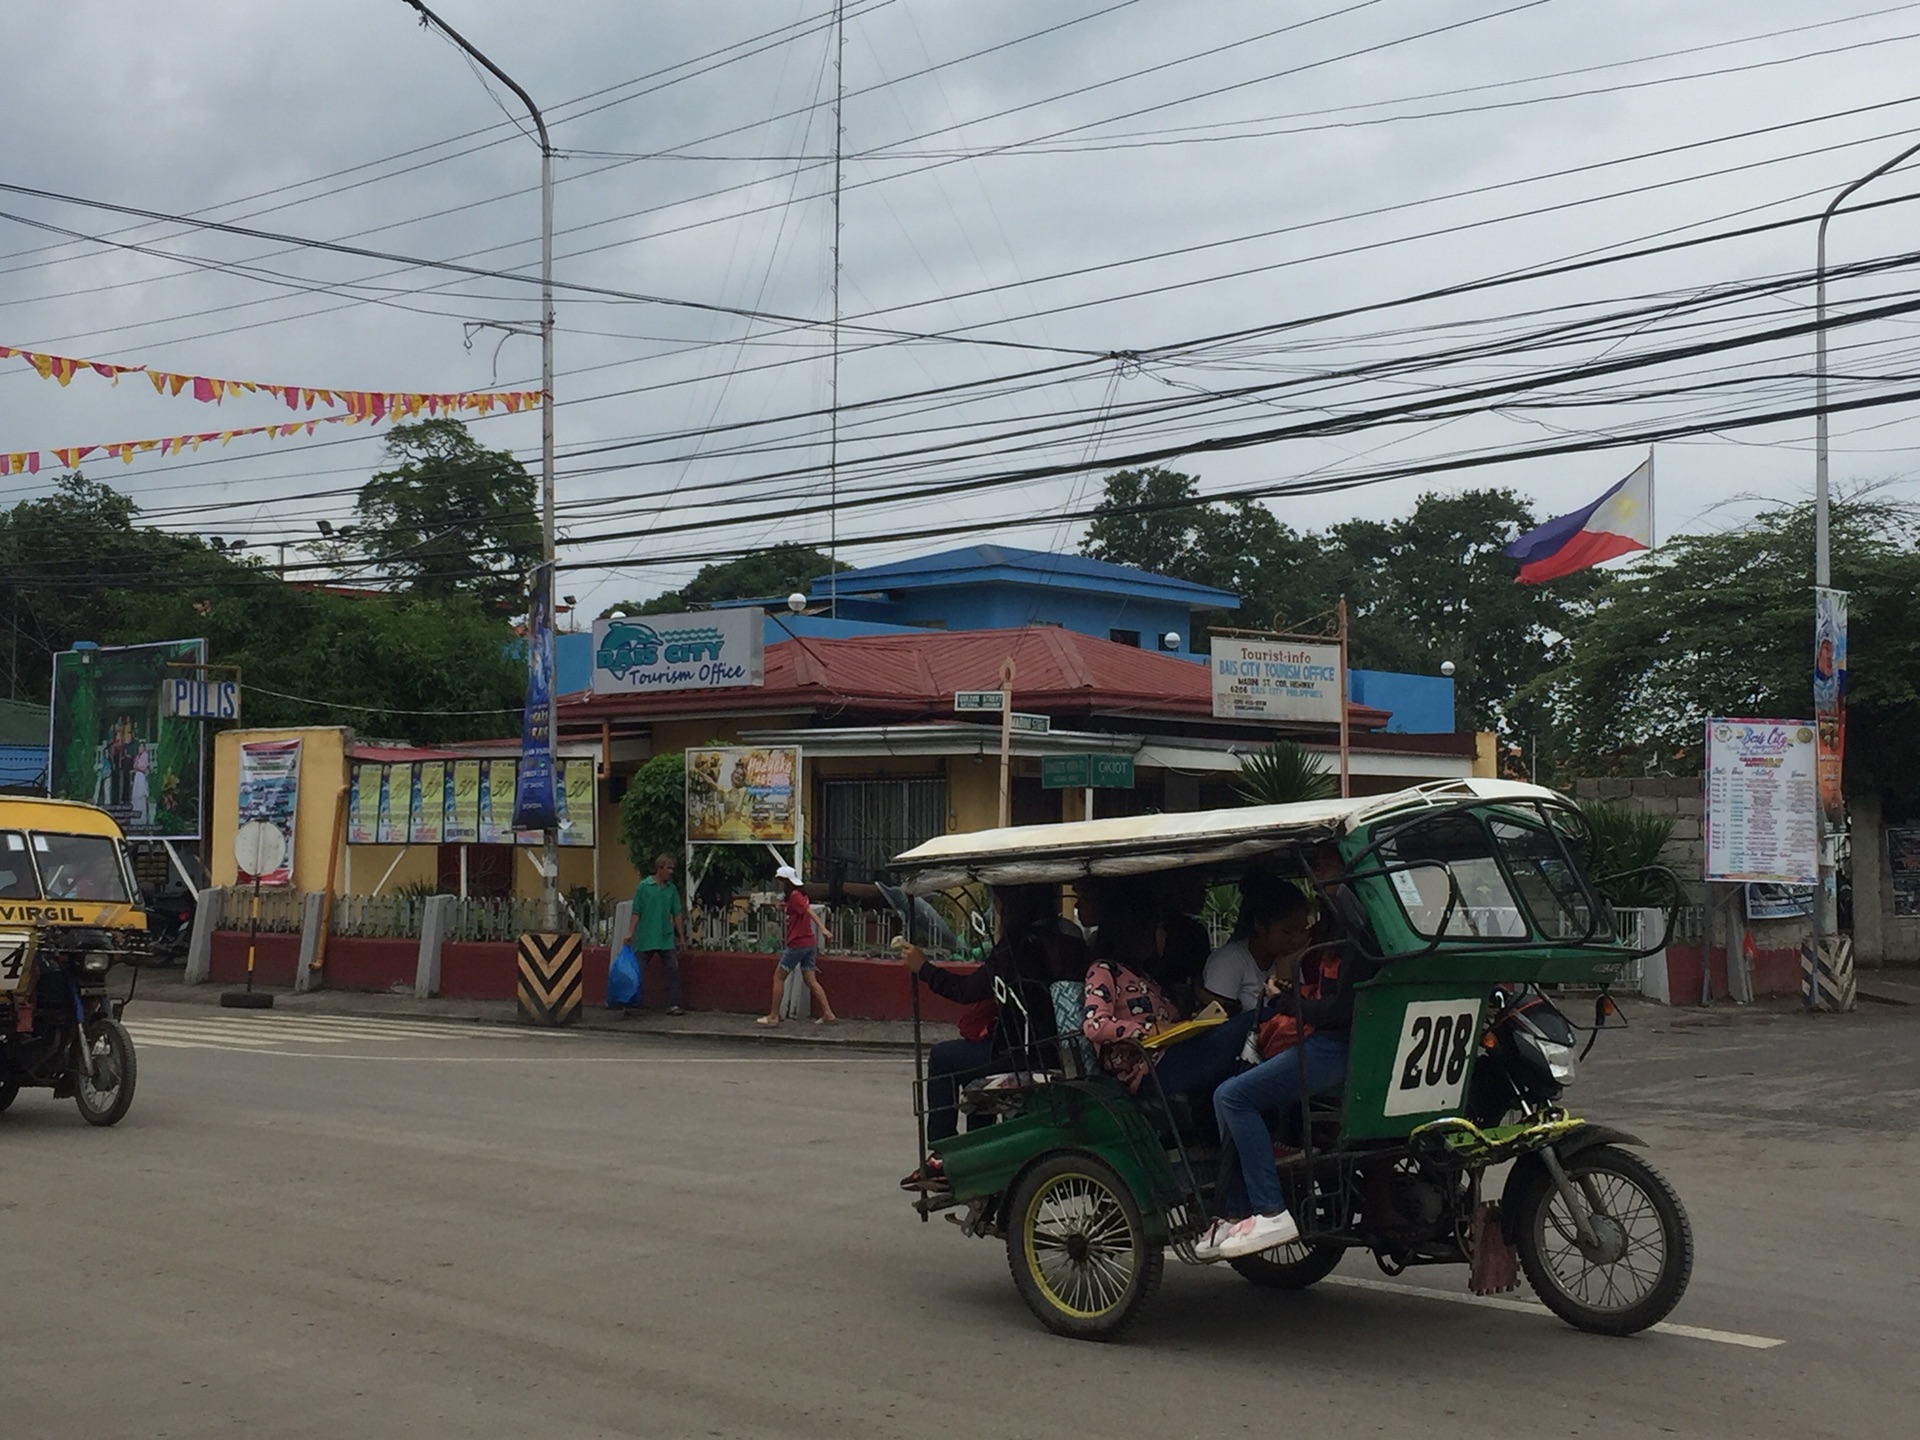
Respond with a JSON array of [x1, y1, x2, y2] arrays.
[[72, 1018, 137, 1127], [1515, 1144, 1692, 1336]]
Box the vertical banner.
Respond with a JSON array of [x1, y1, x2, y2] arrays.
[[346, 762, 381, 844], [448, 759, 482, 844], [412, 761, 447, 845], [374, 764, 401, 844], [480, 758, 516, 844], [236, 738, 301, 885], [558, 757, 596, 847], [513, 574, 559, 831], [1813, 587, 1848, 830]]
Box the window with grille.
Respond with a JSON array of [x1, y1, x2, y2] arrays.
[[818, 775, 947, 884]]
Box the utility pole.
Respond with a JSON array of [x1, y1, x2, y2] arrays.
[[1810, 138, 1920, 998], [402, 0, 560, 931], [827, 0, 845, 618]]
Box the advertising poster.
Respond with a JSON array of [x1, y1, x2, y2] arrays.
[[1745, 882, 1813, 921], [447, 760, 482, 844], [411, 761, 447, 845], [1209, 637, 1344, 724], [374, 765, 400, 844], [48, 638, 205, 838], [1813, 587, 1848, 830], [512, 578, 558, 831], [1704, 718, 1819, 885], [591, 609, 764, 695], [686, 746, 799, 844], [235, 738, 300, 885], [480, 758, 516, 844], [558, 757, 596, 848], [347, 763, 381, 845]]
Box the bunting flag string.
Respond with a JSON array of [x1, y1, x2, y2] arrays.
[[0, 413, 364, 476], [0, 342, 544, 419]]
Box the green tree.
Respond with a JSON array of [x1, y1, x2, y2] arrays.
[[0, 472, 226, 701], [603, 542, 849, 617], [1528, 497, 1920, 798], [353, 418, 541, 611], [1081, 470, 1587, 735]]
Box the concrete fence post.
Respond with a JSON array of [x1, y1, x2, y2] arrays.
[[182, 886, 225, 986], [610, 901, 632, 953], [294, 892, 327, 994], [416, 894, 456, 999]]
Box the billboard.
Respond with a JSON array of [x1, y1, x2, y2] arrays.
[[49, 638, 205, 838], [591, 610, 763, 695], [686, 746, 798, 844], [1210, 637, 1343, 724], [1704, 718, 1818, 885]]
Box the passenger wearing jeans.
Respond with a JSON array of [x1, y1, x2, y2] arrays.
[[760, 865, 837, 1027], [1197, 846, 1382, 1262], [624, 852, 688, 1015]]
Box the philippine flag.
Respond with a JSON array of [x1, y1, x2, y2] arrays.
[[1504, 456, 1654, 584]]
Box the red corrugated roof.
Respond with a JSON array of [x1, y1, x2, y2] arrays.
[[559, 627, 1389, 730]]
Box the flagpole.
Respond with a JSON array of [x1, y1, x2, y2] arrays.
[[1648, 446, 1656, 551]]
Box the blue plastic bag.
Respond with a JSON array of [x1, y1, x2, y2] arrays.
[[607, 944, 642, 1008]]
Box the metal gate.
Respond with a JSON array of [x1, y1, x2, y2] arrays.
[[818, 776, 946, 884]]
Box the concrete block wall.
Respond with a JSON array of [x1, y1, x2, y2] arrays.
[[1569, 776, 1706, 899]]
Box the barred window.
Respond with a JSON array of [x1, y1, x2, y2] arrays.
[[818, 776, 947, 884]]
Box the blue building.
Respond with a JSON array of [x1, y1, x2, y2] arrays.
[[580, 543, 1456, 734], [731, 544, 1239, 659]]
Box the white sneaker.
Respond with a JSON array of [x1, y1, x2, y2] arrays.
[[1218, 1209, 1300, 1259], [1191, 1218, 1236, 1263]]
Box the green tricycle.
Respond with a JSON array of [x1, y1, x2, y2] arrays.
[[889, 779, 1691, 1342]]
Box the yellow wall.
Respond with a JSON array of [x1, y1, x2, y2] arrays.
[[211, 727, 351, 892], [1474, 731, 1498, 779]]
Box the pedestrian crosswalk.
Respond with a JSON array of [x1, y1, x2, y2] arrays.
[[125, 1011, 538, 1054]]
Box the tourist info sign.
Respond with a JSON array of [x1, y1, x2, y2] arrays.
[[1704, 717, 1818, 885], [1211, 637, 1343, 723]]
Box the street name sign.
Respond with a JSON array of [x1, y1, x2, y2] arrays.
[[1008, 713, 1050, 735], [954, 690, 1005, 712], [1041, 753, 1135, 789]]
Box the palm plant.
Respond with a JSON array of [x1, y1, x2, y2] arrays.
[[1234, 740, 1337, 806], [1581, 800, 1677, 905]]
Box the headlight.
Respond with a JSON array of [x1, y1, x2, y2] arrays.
[[82, 950, 112, 973], [1535, 1038, 1577, 1084]]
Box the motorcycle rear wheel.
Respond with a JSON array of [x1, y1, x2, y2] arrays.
[[72, 1018, 137, 1127], [1516, 1144, 1691, 1336]]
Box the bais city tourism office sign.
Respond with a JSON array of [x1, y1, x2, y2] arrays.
[[1210, 637, 1344, 724], [590, 610, 764, 696]]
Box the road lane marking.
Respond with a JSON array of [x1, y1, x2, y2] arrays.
[[1322, 1275, 1784, 1348]]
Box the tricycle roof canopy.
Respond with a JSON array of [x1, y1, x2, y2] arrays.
[[892, 778, 1564, 892]]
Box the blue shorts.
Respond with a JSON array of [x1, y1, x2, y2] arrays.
[[778, 946, 818, 972]]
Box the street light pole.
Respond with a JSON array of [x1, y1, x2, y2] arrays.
[[402, 0, 559, 930], [1810, 138, 1920, 981]]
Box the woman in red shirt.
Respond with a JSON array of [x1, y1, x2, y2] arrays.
[[759, 865, 838, 1026]]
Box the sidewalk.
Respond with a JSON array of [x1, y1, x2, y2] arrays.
[[128, 969, 920, 1051]]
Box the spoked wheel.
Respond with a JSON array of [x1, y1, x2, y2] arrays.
[[1228, 1238, 1344, 1289], [1006, 1153, 1163, 1341], [1516, 1144, 1692, 1336], [72, 1018, 137, 1127]]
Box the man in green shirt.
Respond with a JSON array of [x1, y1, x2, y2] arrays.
[[625, 853, 689, 1014]]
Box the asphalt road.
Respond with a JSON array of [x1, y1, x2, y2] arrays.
[[3, 1001, 1914, 1439]]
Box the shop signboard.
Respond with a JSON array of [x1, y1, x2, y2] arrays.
[[1040, 754, 1136, 790], [1704, 718, 1818, 885], [591, 609, 763, 695], [1210, 637, 1343, 724]]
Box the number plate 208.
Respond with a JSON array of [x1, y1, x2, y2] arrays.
[[1381, 999, 1482, 1117]]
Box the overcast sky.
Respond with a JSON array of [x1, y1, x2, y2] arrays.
[[5, 0, 1920, 614]]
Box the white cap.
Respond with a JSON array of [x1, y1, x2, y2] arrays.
[[775, 865, 802, 885]]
